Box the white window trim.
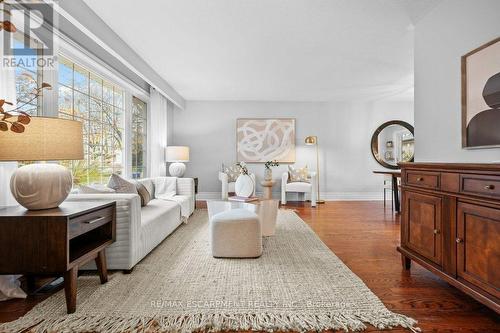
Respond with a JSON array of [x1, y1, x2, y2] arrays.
[[57, 35, 149, 101]]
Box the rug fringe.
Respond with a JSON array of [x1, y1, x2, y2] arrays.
[[0, 311, 420, 333]]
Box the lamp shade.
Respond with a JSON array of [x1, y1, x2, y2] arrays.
[[305, 136, 317, 145], [166, 146, 190, 162], [0, 117, 84, 161]]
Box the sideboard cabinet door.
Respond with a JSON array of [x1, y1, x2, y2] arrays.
[[402, 191, 443, 267], [457, 202, 500, 299]]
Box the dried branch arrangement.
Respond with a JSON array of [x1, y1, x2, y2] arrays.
[[0, 0, 16, 33], [0, 80, 52, 133]]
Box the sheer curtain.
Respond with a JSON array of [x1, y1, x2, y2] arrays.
[[148, 87, 169, 178], [0, 39, 27, 301], [0, 50, 18, 207]]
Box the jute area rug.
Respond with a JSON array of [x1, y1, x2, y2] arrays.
[[1, 209, 419, 333]]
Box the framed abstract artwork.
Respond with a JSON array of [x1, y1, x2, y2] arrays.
[[236, 118, 295, 163], [462, 37, 500, 148]]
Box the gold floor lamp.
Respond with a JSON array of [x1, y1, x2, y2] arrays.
[[305, 136, 325, 204]]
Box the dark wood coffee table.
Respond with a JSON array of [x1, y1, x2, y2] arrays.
[[0, 201, 116, 313]]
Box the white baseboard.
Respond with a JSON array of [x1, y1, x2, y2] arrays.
[[320, 192, 384, 201], [197, 192, 384, 201]]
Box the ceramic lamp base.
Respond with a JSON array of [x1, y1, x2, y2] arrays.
[[10, 163, 73, 210], [169, 162, 186, 177]]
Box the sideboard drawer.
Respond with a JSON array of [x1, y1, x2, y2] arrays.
[[406, 171, 440, 190], [69, 207, 114, 239], [460, 174, 500, 199]]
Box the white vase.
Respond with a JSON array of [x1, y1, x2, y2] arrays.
[[264, 168, 272, 181], [235, 174, 254, 198]]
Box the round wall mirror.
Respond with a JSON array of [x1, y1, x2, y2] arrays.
[[371, 120, 414, 169]]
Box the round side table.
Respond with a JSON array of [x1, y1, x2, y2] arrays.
[[260, 180, 276, 200]]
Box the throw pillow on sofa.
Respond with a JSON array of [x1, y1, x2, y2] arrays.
[[138, 179, 155, 198], [107, 174, 138, 194], [79, 184, 116, 194], [133, 181, 152, 207], [288, 165, 310, 183]]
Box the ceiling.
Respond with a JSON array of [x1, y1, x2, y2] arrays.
[[82, 0, 441, 102]]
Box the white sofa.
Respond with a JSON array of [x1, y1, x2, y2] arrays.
[[281, 171, 317, 207], [67, 177, 195, 270], [218, 172, 256, 199]]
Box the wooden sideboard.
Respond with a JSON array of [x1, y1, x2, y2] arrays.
[[398, 163, 499, 313]]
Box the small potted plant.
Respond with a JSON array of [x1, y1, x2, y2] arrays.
[[264, 160, 279, 181]]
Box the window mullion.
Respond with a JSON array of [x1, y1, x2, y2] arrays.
[[41, 43, 59, 117]]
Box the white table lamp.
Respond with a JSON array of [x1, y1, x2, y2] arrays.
[[166, 146, 190, 177], [0, 117, 83, 210]]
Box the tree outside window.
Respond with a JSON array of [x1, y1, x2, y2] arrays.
[[132, 96, 147, 179], [57, 56, 124, 185]]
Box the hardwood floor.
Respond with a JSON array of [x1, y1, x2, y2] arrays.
[[286, 201, 499, 332], [1, 201, 498, 332]]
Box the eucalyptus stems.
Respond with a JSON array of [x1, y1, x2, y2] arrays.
[[265, 160, 279, 170]]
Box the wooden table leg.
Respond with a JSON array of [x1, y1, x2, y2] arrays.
[[26, 275, 36, 293], [95, 249, 108, 284], [64, 267, 78, 314], [402, 254, 411, 270], [392, 174, 400, 213]]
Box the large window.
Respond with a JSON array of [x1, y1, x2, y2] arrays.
[[10, 38, 150, 185], [13, 32, 43, 116], [131, 96, 147, 179], [58, 56, 125, 185]]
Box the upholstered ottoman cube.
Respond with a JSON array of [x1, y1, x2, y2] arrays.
[[210, 208, 262, 258]]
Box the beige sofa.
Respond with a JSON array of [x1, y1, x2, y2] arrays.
[[67, 177, 195, 270]]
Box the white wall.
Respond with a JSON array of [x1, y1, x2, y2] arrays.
[[172, 100, 413, 200], [414, 0, 500, 162]]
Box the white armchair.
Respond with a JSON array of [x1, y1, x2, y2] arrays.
[[219, 172, 256, 199], [281, 171, 317, 207]]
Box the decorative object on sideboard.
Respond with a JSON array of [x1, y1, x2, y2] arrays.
[[264, 160, 279, 181], [0, 117, 83, 210], [462, 37, 500, 148], [370, 120, 414, 170], [305, 136, 325, 204], [234, 162, 254, 198], [237, 118, 295, 163], [166, 146, 190, 177]]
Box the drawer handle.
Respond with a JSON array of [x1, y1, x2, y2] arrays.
[[484, 184, 495, 190], [433, 229, 440, 234], [85, 216, 106, 224], [455, 237, 463, 244], [416, 177, 424, 181]]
